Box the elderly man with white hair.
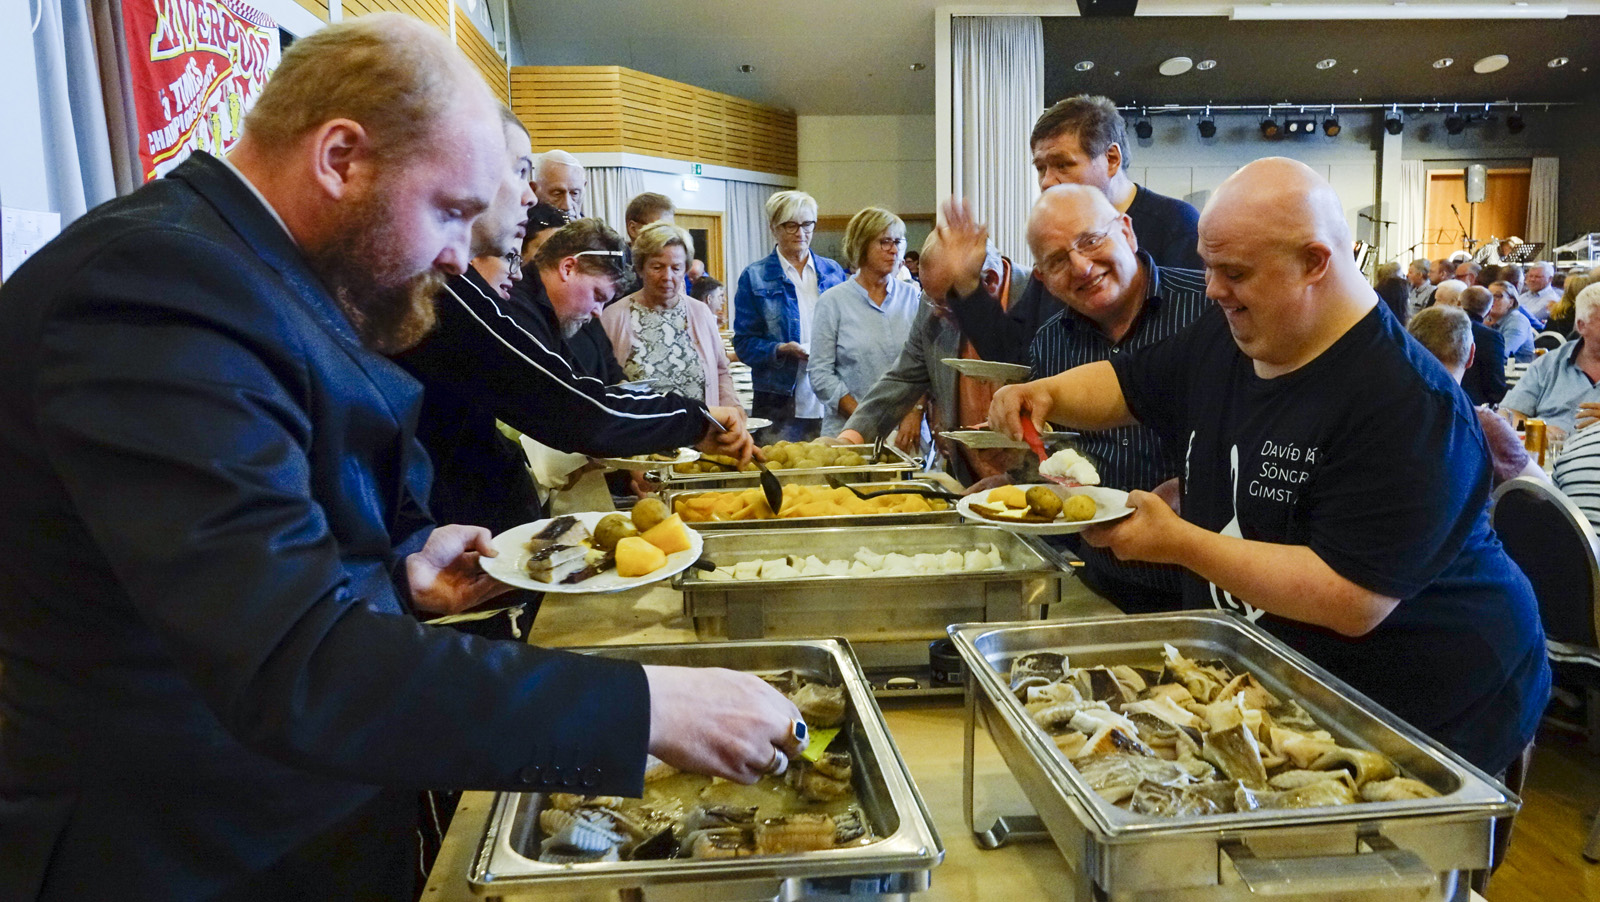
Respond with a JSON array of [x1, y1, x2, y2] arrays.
[[1521, 260, 1561, 324], [990, 157, 1548, 778], [1502, 282, 1600, 439], [1405, 257, 1434, 319], [532, 148, 587, 217]]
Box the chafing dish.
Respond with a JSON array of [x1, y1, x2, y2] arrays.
[[653, 443, 920, 491], [659, 479, 959, 531], [468, 639, 943, 900], [673, 525, 1080, 671], [950, 612, 1516, 902]]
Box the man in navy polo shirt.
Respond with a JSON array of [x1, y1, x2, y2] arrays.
[[990, 158, 1548, 775]]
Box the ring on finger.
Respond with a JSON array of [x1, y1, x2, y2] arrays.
[[765, 746, 789, 776]]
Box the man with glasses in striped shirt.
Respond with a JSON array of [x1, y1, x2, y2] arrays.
[[936, 184, 1210, 613]]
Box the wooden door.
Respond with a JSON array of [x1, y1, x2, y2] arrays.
[[1423, 168, 1531, 264], [675, 210, 724, 284]]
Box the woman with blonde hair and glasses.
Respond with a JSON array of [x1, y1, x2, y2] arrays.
[[808, 207, 921, 436], [732, 190, 848, 441], [601, 221, 738, 408]]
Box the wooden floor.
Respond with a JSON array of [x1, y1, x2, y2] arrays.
[[1488, 725, 1600, 901]]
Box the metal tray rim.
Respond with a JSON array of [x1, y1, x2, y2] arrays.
[[949, 612, 1516, 841], [657, 443, 921, 486], [469, 638, 944, 892], [661, 479, 960, 531]]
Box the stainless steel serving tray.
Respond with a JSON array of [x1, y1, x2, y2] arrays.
[[950, 612, 1516, 901], [672, 525, 1071, 671], [654, 444, 920, 491], [468, 639, 943, 899], [660, 479, 959, 531]]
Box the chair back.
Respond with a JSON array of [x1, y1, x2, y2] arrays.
[[1535, 331, 1568, 352], [1491, 476, 1600, 648]]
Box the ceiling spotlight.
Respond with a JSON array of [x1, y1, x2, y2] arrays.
[[1433, 57, 1454, 69], [1158, 56, 1194, 76], [1198, 108, 1217, 139], [1260, 116, 1281, 138], [1322, 111, 1341, 137], [1444, 109, 1467, 134], [1474, 54, 1510, 73], [1316, 58, 1338, 69], [737, 64, 753, 73], [1507, 109, 1525, 133], [1134, 117, 1154, 140], [1384, 107, 1404, 135], [1074, 60, 1094, 72], [909, 62, 926, 71], [1548, 56, 1569, 67], [1196, 59, 1217, 71]]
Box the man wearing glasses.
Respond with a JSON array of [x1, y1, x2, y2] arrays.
[[937, 184, 1209, 614], [732, 190, 849, 442]]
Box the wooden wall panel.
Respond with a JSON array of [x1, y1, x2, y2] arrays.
[[509, 66, 796, 177], [293, 0, 329, 22], [454, 14, 508, 105], [342, 0, 449, 34]]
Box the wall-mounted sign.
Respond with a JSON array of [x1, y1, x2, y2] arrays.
[[122, 0, 281, 182]]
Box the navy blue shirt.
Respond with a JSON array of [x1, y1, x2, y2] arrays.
[[1112, 302, 1549, 774], [1126, 183, 1203, 271]]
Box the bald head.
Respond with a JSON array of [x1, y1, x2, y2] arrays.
[[1027, 184, 1119, 252], [1202, 158, 1352, 260]]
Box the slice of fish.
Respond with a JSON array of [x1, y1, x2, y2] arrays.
[[754, 813, 837, 854], [789, 682, 847, 728], [1359, 777, 1442, 802], [1310, 747, 1398, 786], [1202, 722, 1269, 789]]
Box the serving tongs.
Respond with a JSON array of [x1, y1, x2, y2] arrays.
[[700, 409, 783, 514], [825, 474, 962, 502], [1020, 418, 1077, 487]]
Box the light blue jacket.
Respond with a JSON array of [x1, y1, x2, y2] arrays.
[[731, 249, 848, 395]]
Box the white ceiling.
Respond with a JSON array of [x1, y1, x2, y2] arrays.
[[509, 1, 1600, 115]]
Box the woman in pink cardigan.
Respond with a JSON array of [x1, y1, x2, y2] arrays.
[[601, 221, 740, 409]]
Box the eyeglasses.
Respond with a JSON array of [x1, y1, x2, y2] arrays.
[[1035, 216, 1124, 278], [572, 248, 627, 275], [502, 251, 523, 277], [777, 220, 818, 235], [875, 236, 907, 250]]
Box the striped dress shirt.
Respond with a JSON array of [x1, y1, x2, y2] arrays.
[[1028, 257, 1213, 595]]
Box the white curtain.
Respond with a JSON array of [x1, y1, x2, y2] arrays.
[[725, 179, 777, 316], [34, 0, 117, 222], [1395, 160, 1428, 267], [583, 166, 646, 234], [951, 15, 1042, 264], [1527, 157, 1559, 253]]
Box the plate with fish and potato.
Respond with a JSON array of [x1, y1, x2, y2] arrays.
[[957, 483, 1133, 534], [480, 503, 704, 593]]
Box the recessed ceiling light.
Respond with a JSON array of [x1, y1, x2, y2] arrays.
[[1433, 57, 1454, 68], [1548, 56, 1569, 67], [737, 64, 753, 73], [1159, 56, 1194, 76], [1074, 60, 1094, 72], [909, 62, 926, 71], [1473, 54, 1510, 73], [1316, 58, 1337, 69], [1196, 59, 1217, 70]]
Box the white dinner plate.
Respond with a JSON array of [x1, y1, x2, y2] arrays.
[[939, 358, 1033, 384], [595, 447, 700, 471], [956, 484, 1134, 535], [939, 429, 1028, 450], [480, 511, 704, 594], [746, 417, 773, 431]]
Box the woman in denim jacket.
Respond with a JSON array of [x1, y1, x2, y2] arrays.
[[732, 190, 848, 441]]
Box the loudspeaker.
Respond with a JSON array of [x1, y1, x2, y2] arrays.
[[1077, 0, 1138, 15], [1466, 164, 1488, 204]]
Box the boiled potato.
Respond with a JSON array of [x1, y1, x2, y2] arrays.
[[592, 513, 638, 551], [1025, 486, 1064, 520], [631, 497, 670, 532], [1062, 494, 1098, 522]]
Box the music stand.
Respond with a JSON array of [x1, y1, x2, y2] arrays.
[[1505, 242, 1544, 264]]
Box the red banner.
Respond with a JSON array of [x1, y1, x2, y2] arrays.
[[121, 0, 281, 182]]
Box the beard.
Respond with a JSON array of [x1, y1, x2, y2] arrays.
[[304, 186, 445, 355], [559, 313, 588, 339]]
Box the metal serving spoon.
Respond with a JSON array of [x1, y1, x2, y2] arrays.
[[700, 409, 783, 515]]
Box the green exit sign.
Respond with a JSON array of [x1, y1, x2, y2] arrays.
[[692, 163, 702, 175]]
